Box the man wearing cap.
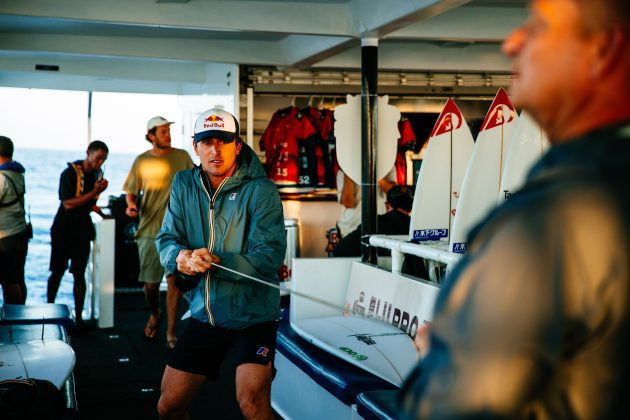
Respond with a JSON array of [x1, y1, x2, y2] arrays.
[[156, 108, 286, 419], [123, 116, 194, 346]]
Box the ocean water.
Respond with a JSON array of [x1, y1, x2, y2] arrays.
[[0, 148, 136, 308]]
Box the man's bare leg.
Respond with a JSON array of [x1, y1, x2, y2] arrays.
[[47, 271, 64, 303], [73, 273, 86, 323], [235, 362, 274, 420], [143, 282, 162, 339], [166, 274, 181, 348], [158, 365, 206, 419]]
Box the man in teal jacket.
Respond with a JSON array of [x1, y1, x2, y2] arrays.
[[156, 108, 286, 420]]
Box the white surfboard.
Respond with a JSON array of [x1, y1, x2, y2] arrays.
[[498, 111, 550, 204], [334, 94, 399, 185], [450, 88, 518, 254], [290, 261, 440, 387], [0, 339, 76, 389], [409, 98, 474, 244], [291, 316, 417, 387]]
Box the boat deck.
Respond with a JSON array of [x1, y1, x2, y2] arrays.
[[70, 291, 244, 419]]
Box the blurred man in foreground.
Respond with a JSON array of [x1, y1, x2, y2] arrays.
[[400, 1, 630, 418]]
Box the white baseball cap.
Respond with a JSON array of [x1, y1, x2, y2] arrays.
[[194, 108, 239, 143], [147, 116, 174, 132]]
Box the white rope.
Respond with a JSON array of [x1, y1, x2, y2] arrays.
[[210, 262, 348, 313]]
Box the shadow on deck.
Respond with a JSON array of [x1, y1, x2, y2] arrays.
[[70, 291, 243, 420]]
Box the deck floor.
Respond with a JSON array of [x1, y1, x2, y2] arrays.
[[70, 291, 244, 419]]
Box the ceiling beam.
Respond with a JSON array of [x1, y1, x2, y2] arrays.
[[281, 35, 353, 68], [347, 0, 472, 37], [0, 50, 237, 94], [0, 0, 356, 37], [386, 6, 527, 42], [291, 0, 473, 70], [312, 41, 512, 72], [0, 33, 287, 66]]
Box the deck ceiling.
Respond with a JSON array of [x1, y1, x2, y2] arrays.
[[0, 0, 527, 94]]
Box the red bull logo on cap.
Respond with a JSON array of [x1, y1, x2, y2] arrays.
[[205, 114, 224, 122], [203, 114, 225, 129]]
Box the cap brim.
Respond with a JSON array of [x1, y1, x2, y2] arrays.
[[194, 130, 237, 143], [148, 121, 174, 131]]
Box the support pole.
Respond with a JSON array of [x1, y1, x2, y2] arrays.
[[87, 91, 93, 146], [361, 38, 378, 265], [247, 87, 254, 148]]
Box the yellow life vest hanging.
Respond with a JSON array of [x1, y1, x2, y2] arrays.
[[69, 162, 85, 198]]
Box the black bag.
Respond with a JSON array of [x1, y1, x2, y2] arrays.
[[26, 221, 33, 239], [0, 378, 66, 419]]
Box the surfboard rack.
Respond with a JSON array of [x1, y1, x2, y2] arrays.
[[368, 234, 462, 276]]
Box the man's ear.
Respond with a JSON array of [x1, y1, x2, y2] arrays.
[[192, 140, 200, 156], [235, 138, 242, 155], [590, 26, 628, 79]]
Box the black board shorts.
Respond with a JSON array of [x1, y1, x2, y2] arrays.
[[0, 229, 28, 285], [168, 318, 278, 380], [49, 234, 91, 275]]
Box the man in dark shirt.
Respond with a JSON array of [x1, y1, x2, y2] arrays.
[[332, 185, 413, 257], [399, 1, 630, 418], [47, 140, 109, 327]]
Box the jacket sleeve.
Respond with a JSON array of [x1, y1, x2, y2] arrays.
[[156, 172, 193, 278], [400, 190, 629, 419], [217, 180, 287, 283]]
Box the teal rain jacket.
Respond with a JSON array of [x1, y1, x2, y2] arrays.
[[156, 143, 286, 329]]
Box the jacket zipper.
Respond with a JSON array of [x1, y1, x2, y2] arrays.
[[199, 173, 230, 326]]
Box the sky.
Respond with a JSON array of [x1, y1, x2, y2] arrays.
[[0, 87, 232, 154]]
